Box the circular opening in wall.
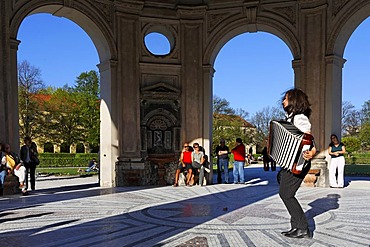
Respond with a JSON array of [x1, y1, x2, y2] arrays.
[[144, 32, 171, 56]]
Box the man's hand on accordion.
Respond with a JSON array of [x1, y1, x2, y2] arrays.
[[303, 147, 316, 161]]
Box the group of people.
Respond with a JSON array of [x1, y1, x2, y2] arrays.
[[216, 137, 247, 184], [0, 136, 39, 195], [173, 138, 247, 187], [173, 142, 210, 187], [179, 88, 345, 240]]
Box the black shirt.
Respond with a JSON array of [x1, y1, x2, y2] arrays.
[[215, 145, 229, 160]]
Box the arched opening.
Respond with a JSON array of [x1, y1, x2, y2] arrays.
[[211, 32, 293, 169], [44, 142, 54, 153], [13, 4, 116, 187], [60, 142, 70, 153], [327, 2, 370, 145], [342, 18, 370, 134], [76, 143, 85, 153]]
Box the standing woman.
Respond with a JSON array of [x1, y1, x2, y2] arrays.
[[279, 88, 316, 239], [20, 136, 39, 191], [328, 134, 346, 188]]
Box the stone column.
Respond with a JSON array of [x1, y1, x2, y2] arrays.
[[0, 1, 20, 150], [0, 0, 7, 141], [296, 3, 328, 152], [325, 55, 346, 145], [115, 9, 144, 186], [178, 6, 207, 145], [9, 39, 20, 152], [116, 15, 141, 159], [98, 59, 119, 187], [203, 65, 215, 184], [295, 3, 330, 187]]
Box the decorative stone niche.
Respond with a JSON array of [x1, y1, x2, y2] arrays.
[[140, 82, 181, 185]]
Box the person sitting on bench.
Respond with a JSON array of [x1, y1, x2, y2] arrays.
[[2, 144, 27, 194], [173, 143, 193, 187], [85, 158, 99, 172], [190, 143, 207, 186]]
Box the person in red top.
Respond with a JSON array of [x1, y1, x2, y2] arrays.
[[173, 143, 193, 187], [231, 138, 246, 184]]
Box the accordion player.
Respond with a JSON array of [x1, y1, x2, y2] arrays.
[[268, 120, 314, 175]]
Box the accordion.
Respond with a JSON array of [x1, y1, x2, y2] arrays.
[[268, 120, 314, 174]]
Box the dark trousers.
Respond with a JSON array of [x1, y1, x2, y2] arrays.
[[216, 159, 222, 183], [24, 162, 37, 190], [279, 169, 308, 230]]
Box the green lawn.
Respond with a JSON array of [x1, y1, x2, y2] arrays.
[[37, 167, 98, 176]]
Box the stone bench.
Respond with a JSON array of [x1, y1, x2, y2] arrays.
[[2, 174, 21, 196]]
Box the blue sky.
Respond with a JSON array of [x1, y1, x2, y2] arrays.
[[17, 14, 369, 117]]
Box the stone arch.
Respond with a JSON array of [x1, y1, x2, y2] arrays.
[[203, 18, 299, 66], [324, 1, 370, 143], [10, 3, 116, 61], [327, 1, 370, 57], [9, 1, 118, 187]]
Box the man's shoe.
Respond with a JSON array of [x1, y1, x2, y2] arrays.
[[281, 228, 297, 235], [284, 229, 311, 238]]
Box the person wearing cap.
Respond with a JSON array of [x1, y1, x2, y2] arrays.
[[231, 138, 246, 184], [215, 139, 229, 184]]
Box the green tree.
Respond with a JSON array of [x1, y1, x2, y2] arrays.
[[342, 136, 361, 156], [361, 100, 370, 124], [358, 122, 370, 149], [43, 87, 83, 148], [73, 70, 100, 150], [18, 60, 45, 139], [212, 96, 253, 151]]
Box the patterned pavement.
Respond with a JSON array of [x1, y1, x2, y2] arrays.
[[1, 164, 370, 247]]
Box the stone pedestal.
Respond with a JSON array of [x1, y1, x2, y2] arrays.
[[307, 153, 329, 187], [148, 154, 177, 186], [116, 158, 146, 186], [3, 174, 21, 195]]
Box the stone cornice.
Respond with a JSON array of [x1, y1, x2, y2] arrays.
[[176, 5, 207, 20], [115, 0, 144, 15]]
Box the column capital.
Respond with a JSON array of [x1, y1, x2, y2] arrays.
[[202, 64, 215, 77], [292, 59, 302, 69], [325, 54, 346, 68], [97, 59, 118, 72], [10, 38, 20, 50]]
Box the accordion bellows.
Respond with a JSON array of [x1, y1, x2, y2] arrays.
[[268, 120, 314, 174]]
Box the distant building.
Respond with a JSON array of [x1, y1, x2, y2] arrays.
[[213, 113, 257, 153]]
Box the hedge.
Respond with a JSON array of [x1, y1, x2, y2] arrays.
[[38, 153, 98, 167], [345, 153, 370, 165]]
